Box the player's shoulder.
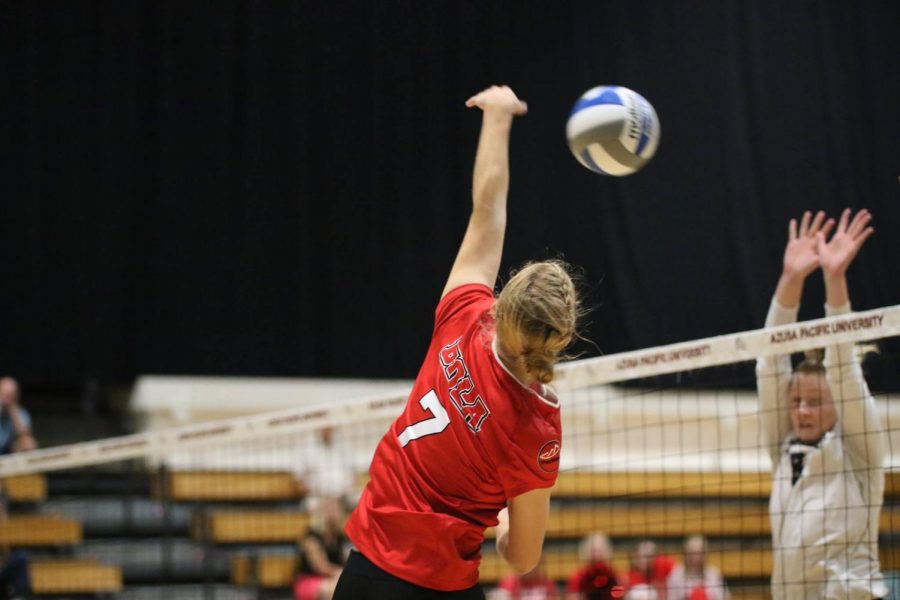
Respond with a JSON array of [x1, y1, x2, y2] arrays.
[[434, 284, 494, 330]]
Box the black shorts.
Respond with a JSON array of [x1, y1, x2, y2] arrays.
[[332, 550, 485, 600]]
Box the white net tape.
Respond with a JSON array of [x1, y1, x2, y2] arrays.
[[0, 304, 896, 478]]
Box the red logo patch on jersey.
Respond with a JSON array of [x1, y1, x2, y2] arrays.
[[538, 440, 561, 472]]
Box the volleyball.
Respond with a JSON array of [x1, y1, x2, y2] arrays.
[[566, 85, 660, 176]]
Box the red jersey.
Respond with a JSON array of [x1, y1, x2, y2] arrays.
[[345, 284, 562, 591]]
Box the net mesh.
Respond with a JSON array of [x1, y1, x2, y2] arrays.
[[0, 306, 898, 600]]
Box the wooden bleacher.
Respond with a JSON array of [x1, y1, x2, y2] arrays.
[[2, 474, 48, 503], [188, 468, 900, 596], [166, 471, 303, 501], [193, 510, 310, 543], [235, 545, 900, 591], [0, 508, 120, 595], [174, 469, 900, 502], [231, 554, 297, 588], [30, 560, 123, 595], [204, 503, 900, 544], [553, 470, 900, 498], [357, 470, 900, 500], [0, 515, 82, 547]]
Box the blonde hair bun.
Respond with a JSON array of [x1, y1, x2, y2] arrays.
[[493, 260, 584, 384]]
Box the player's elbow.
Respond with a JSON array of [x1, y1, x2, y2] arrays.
[[503, 543, 541, 574], [506, 554, 540, 575], [497, 531, 541, 574]]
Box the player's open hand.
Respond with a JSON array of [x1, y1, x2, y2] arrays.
[[465, 85, 527, 116], [782, 210, 834, 281], [817, 208, 874, 281]]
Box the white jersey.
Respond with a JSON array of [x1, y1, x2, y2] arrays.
[[756, 299, 888, 600]]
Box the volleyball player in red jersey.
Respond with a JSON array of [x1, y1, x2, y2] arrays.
[[333, 85, 583, 599]]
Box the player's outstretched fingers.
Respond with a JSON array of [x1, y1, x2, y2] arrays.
[[809, 210, 826, 236], [799, 211, 812, 237], [836, 208, 852, 233], [821, 218, 836, 240], [848, 209, 872, 238]]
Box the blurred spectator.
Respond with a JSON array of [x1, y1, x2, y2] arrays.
[[490, 555, 558, 600], [626, 584, 658, 600], [565, 532, 622, 600], [294, 496, 347, 600], [0, 378, 33, 599], [666, 536, 728, 600], [0, 550, 30, 600], [0, 378, 36, 455], [295, 426, 356, 504], [622, 541, 674, 598]]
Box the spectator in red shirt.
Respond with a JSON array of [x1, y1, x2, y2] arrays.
[[565, 533, 623, 600]]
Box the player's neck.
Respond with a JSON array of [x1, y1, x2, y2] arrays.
[[494, 338, 535, 386]]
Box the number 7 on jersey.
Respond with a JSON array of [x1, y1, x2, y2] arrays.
[[398, 390, 450, 448]]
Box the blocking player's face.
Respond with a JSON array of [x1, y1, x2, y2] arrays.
[[788, 372, 837, 444]]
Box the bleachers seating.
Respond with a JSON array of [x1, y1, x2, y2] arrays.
[[205, 503, 899, 545], [2, 474, 48, 503], [30, 560, 123, 595], [166, 471, 303, 501], [189, 469, 900, 598], [231, 554, 296, 588], [193, 510, 310, 543], [17, 467, 890, 597], [235, 545, 900, 590], [0, 515, 81, 546], [555, 471, 900, 499]]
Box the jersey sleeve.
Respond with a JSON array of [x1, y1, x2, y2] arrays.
[[496, 410, 562, 499], [434, 284, 494, 337]]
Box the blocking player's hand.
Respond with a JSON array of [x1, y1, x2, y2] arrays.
[[465, 85, 527, 116], [782, 210, 833, 281], [817, 208, 874, 281]]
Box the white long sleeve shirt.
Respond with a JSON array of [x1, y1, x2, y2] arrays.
[[756, 299, 888, 600]]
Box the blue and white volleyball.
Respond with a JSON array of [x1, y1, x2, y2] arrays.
[[566, 86, 660, 176]]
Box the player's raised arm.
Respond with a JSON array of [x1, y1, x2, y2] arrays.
[[442, 85, 528, 298], [818, 208, 873, 309], [756, 211, 833, 459], [817, 208, 884, 465]]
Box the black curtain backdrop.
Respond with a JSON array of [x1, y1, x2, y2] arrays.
[[1, 2, 898, 386]]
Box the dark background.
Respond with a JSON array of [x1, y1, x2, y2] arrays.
[[1, 1, 899, 388]]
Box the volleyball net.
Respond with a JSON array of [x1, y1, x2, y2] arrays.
[[1, 305, 899, 599]]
